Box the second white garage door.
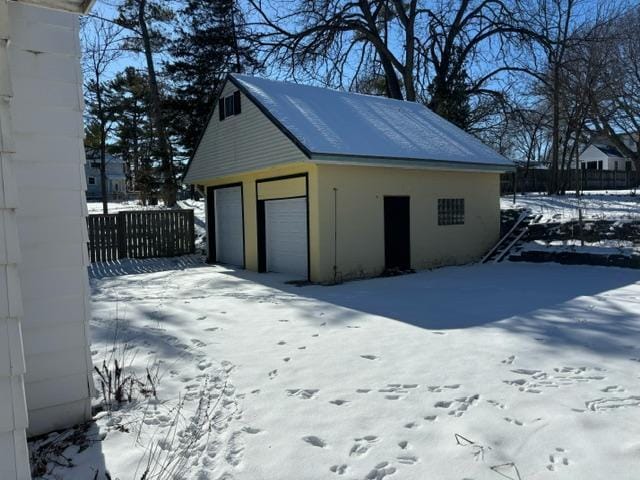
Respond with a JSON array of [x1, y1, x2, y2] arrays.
[[265, 197, 308, 278], [214, 186, 244, 266]]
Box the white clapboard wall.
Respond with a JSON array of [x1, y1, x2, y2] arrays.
[[0, 1, 31, 478], [7, 0, 93, 438]]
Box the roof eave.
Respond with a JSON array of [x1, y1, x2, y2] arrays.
[[310, 153, 515, 173], [16, 0, 95, 13]]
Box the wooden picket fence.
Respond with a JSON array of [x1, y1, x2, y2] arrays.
[[87, 209, 195, 263], [501, 167, 639, 194]]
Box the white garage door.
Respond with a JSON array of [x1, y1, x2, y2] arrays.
[[265, 197, 308, 278], [214, 186, 243, 266]]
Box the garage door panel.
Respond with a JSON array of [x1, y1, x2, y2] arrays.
[[214, 186, 244, 266], [265, 198, 307, 278]]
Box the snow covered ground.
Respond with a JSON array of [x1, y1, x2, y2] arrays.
[[501, 191, 640, 222], [521, 239, 640, 256], [32, 260, 640, 479]]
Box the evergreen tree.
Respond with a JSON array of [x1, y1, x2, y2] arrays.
[[428, 46, 471, 130], [165, 0, 258, 157], [117, 0, 178, 206], [107, 67, 158, 204]]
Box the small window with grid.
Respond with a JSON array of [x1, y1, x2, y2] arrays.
[[438, 198, 465, 225]]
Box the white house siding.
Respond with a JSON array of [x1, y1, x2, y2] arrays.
[[185, 81, 306, 184], [8, 1, 93, 436], [0, 1, 30, 478]]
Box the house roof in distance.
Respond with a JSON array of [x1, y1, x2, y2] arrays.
[[230, 74, 513, 169], [592, 143, 625, 158]]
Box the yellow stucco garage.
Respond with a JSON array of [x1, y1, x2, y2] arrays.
[[184, 74, 512, 283]]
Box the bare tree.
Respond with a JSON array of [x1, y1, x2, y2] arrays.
[[587, 6, 640, 171], [82, 16, 123, 214]]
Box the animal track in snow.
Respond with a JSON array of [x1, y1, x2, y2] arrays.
[[487, 399, 506, 409], [268, 369, 278, 379], [330, 399, 350, 406], [434, 394, 479, 417], [278, 319, 289, 323], [423, 415, 437, 422], [398, 441, 408, 449], [404, 422, 418, 429], [378, 384, 418, 400], [349, 436, 379, 457], [397, 454, 418, 465], [361, 355, 378, 360], [283, 357, 291, 362], [287, 389, 319, 399], [585, 395, 640, 412], [501, 355, 515, 365], [546, 448, 570, 471], [427, 384, 459, 392], [225, 431, 244, 466], [191, 338, 207, 347], [242, 426, 262, 434], [277, 340, 286, 345], [298, 346, 307, 350], [365, 461, 396, 479], [504, 417, 524, 426], [330, 464, 348, 475], [357, 389, 371, 394], [601, 385, 625, 393], [504, 366, 606, 394], [302, 435, 326, 448]]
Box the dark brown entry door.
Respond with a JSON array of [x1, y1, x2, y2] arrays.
[[384, 196, 410, 271]]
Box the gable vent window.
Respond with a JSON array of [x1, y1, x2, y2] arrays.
[[219, 91, 242, 121], [438, 198, 465, 225]]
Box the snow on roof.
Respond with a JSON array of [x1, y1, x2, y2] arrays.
[[593, 143, 625, 158], [231, 74, 512, 168]]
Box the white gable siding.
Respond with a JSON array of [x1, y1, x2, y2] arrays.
[[185, 81, 306, 183], [8, 1, 93, 437], [0, 1, 30, 477]]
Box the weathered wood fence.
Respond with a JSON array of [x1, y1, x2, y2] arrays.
[[501, 168, 639, 195], [87, 209, 195, 263]]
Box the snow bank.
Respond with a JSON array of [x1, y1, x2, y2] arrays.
[[31, 262, 640, 479]]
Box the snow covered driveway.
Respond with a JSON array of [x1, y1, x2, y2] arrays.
[[84, 261, 640, 480]]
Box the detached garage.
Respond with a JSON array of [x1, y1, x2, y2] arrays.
[[185, 74, 513, 283]]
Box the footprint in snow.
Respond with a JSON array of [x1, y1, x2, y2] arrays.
[[278, 319, 289, 323], [330, 399, 349, 406], [349, 436, 379, 457], [504, 417, 524, 426], [302, 436, 326, 448], [547, 448, 570, 471], [287, 389, 319, 399], [397, 454, 418, 465], [501, 355, 516, 365], [360, 355, 378, 360], [398, 440, 408, 449], [268, 369, 278, 379], [330, 464, 347, 475], [277, 340, 286, 345], [242, 426, 262, 434], [365, 462, 396, 479], [283, 357, 291, 362]]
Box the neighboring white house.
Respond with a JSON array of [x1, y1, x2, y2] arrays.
[[579, 143, 635, 171], [85, 152, 127, 200], [1, 1, 94, 478]]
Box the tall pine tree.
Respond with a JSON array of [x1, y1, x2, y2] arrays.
[[166, 0, 258, 157]]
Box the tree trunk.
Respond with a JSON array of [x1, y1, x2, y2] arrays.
[[95, 73, 109, 215], [138, 0, 177, 207]]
